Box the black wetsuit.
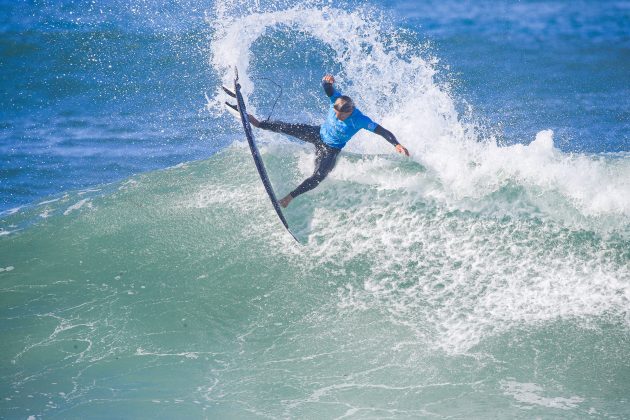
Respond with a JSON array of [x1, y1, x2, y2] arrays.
[[257, 82, 400, 199]]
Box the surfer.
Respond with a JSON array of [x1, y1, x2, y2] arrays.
[[246, 74, 409, 208]]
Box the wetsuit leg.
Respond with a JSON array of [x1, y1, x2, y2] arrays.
[[289, 144, 341, 198], [257, 121, 321, 145], [257, 120, 341, 199]]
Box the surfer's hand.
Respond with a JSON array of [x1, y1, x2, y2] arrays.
[[395, 144, 410, 157], [322, 74, 335, 84]]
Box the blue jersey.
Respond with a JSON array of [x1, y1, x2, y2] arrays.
[[319, 87, 377, 149]]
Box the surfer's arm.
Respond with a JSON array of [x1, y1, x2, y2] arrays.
[[322, 81, 335, 97], [322, 74, 340, 99], [374, 125, 410, 156], [374, 125, 399, 145]]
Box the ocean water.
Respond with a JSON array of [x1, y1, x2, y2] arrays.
[[1, 0, 629, 418]]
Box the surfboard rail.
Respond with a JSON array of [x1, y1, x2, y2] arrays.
[[232, 68, 299, 243]]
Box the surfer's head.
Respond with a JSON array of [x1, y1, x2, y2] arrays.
[[334, 96, 354, 120]]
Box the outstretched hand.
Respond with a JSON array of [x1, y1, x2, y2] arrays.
[[395, 144, 410, 157], [322, 74, 335, 84]]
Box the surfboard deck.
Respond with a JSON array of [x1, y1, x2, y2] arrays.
[[230, 69, 299, 243]]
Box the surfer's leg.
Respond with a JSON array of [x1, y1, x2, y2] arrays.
[[257, 121, 321, 145], [280, 146, 341, 206]]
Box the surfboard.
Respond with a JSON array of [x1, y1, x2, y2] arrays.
[[230, 69, 299, 243]]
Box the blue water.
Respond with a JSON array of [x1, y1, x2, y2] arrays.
[[2, 0, 628, 212], [1, 0, 629, 418], [1, 0, 220, 210], [393, 0, 630, 152]]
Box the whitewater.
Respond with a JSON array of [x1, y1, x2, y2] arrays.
[[1, 1, 629, 418]]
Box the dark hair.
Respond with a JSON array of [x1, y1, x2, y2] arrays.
[[334, 96, 354, 113]]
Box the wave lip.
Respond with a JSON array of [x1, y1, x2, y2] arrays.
[[209, 6, 630, 236]]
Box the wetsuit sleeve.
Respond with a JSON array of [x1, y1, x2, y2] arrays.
[[374, 124, 400, 146], [322, 82, 341, 102]]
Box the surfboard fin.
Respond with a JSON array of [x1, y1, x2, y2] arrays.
[[224, 101, 240, 118], [223, 84, 240, 119], [222, 86, 236, 98]]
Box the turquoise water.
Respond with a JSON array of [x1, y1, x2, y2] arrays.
[[1, 147, 629, 418], [2, 0, 630, 418]]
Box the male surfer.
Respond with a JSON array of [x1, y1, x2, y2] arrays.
[[246, 74, 409, 208]]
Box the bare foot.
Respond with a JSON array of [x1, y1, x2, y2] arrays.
[[279, 195, 293, 208]]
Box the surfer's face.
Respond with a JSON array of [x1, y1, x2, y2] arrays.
[[334, 109, 352, 121], [333, 97, 354, 121]]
